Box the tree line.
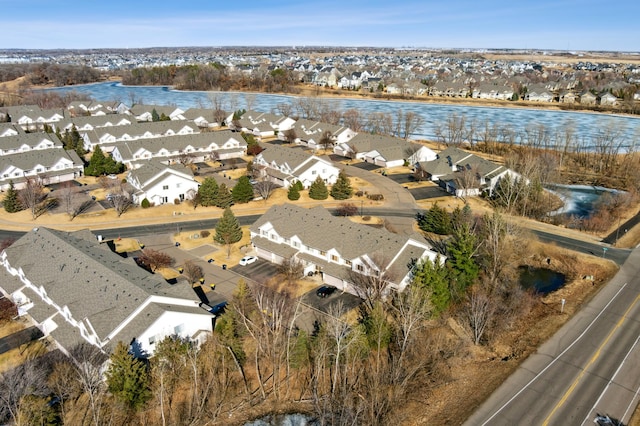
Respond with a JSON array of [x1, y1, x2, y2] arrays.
[[121, 64, 298, 94]]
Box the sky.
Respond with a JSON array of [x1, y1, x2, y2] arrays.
[[1, 0, 638, 52]]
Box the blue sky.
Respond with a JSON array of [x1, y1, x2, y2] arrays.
[[1, 0, 638, 52]]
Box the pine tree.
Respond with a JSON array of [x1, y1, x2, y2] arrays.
[[287, 184, 300, 201], [330, 170, 353, 200], [198, 177, 219, 206], [446, 223, 479, 298], [3, 181, 20, 213], [215, 183, 233, 208], [413, 256, 451, 314], [85, 145, 106, 176], [214, 207, 243, 258], [232, 176, 254, 204], [106, 342, 151, 412], [151, 108, 160, 122], [308, 176, 328, 200]]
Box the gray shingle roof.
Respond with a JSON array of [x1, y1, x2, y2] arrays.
[[0, 133, 62, 153], [0, 148, 83, 175], [110, 130, 246, 162], [251, 204, 428, 263], [3, 228, 200, 341]]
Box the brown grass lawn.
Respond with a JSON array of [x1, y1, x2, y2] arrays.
[[0, 320, 49, 373]]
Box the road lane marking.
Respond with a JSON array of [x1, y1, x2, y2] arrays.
[[542, 292, 640, 426], [580, 333, 640, 425], [479, 282, 628, 426]]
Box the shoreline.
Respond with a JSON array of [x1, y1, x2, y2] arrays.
[[36, 78, 640, 120]]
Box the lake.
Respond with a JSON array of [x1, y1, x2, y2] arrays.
[[46, 82, 640, 145]]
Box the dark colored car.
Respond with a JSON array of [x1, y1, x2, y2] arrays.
[[209, 301, 228, 316], [316, 285, 337, 298]]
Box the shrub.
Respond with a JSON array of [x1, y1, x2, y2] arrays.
[[362, 216, 371, 221], [355, 190, 364, 197], [141, 198, 151, 209], [336, 202, 358, 217], [367, 193, 384, 201], [200, 230, 211, 238], [174, 198, 181, 205]]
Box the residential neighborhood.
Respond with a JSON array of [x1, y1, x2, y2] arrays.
[[0, 46, 639, 426]]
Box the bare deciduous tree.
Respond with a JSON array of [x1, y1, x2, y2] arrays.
[[18, 177, 46, 219], [138, 248, 175, 272], [348, 256, 396, 310], [283, 128, 297, 145], [277, 256, 304, 285], [182, 260, 204, 285], [58, 180, 77, 217], [253, 180, 277, 201], [463, 284, 496, 345]]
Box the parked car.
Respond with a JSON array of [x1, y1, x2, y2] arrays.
[[239, 255, 258, 266], [316, 285, 337, 298], [209, 301, 228, 316]]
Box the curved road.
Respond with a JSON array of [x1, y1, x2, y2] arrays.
[[465, 246, 640, 426]]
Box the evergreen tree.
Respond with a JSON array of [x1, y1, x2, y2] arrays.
[[214, 207, 243, 258], [308, 176, 328, 200], [417, 202, 453, 235], [214, 183, 233, 208], [446, 223, 479, 299], [232, 176, 254, 204], [105, 342, 151, 412], [330, 170, 353, 200], [413, 256, 451, 314], [3, 181, 20, 213], [151, 108, 160, 122], [198, 177, 219, 206], [287, 184, 300, 200], [84, 145, 106, 176]]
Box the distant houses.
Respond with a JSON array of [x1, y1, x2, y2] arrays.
[[415, 146, 524, 197]]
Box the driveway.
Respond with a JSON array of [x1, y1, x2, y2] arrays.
[[409, 185, 450, 200], [0, 326, 43, 355], [385, 173, 415, 184], [230, 258, 280, 284], [302, 286, 362, 315], [350, 161, 382, 171]]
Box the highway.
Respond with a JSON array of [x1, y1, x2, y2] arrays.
[[464, 246, 640, 426]]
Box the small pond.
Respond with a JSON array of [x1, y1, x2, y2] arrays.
[[519, 266, 566, 295], [245, 413, 317, 426], [549, 184, 621, 218]]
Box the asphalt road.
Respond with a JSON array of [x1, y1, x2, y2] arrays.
[[464, 246, 640, 426], [0, 209, 630, 266]]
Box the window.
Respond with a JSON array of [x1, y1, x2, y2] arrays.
[[356, 264, 364, 272], [176, 183, 181, 188], [162, 185, 169, 190], [312, 170, 317, 175], [149, 336, 156, 345], [320, 251, 326, 256], [345, 260, 352, 266], [331, 255, 338, 262]]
